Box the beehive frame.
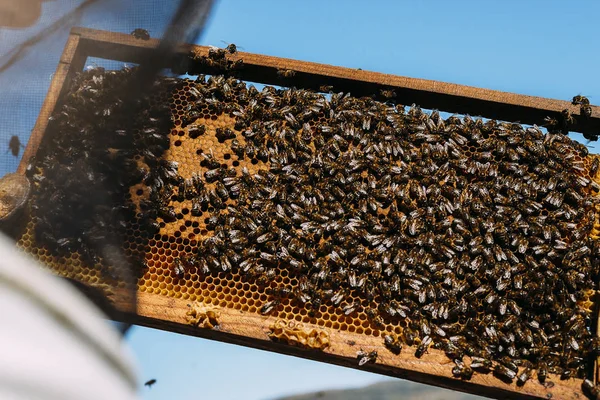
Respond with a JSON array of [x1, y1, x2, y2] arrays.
[[15, 27, 600, 400]]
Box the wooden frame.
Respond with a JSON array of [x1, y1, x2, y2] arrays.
[[17, 27, 599, 400]]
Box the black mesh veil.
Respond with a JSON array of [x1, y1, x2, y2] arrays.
[[0, 0, 216, 334]]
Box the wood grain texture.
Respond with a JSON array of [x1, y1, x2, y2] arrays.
[[16, 27, 597, 400], [115, 292, 584, 400]]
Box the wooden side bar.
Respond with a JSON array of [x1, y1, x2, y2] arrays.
[[17, 34, 87, 174]]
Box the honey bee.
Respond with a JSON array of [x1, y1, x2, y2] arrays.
[[470, 357, 492, 372], [380, 89, 396, 99], [516, 364, 532, 386], [131, 28, 150, 40], [356, 350, 377, 366], [260, 299, 280, 315], [144, 378, 157, 388], [342, 302, 360, 315], [208, 46, 227, 60], [173, 257, 186, 278], [415, 336, 432, 358], [582, 379, 600, 400], [577, 97, 593, 119], [188, 124, 206, 139], [225, 43, 238, 54], [383, 334, 402, 355], [452, 361, 473, 380], [560, 369, 573, 380], [561, 108, 576, 125], [572, 95, 590, 105], [537, 362, 548, 383], [277, 68, 296, 78], [8, 135, 24, 157]]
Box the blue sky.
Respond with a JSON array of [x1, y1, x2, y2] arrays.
[[1, 0, 600, 399]]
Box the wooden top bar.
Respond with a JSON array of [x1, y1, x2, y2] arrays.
[[72, 26, 600, 136]]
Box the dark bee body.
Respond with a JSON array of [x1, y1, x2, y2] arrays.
[[384, 334, 402, 355], [144, 379, 157, 388], [173, 257, 186, 278], [516, 366, 532, 386], [226, 43, 238, 54], [582, 379, 600, 400], [452, 362, 474, 380], [581, 104, 593, 119], [470, 357, 492, 372], [8, 135, 24, 157], [572, 95, 590, 106], [415, 336, 432, 358], [260, 299, 280, 315], [380, 89, 396, 99], [494, 364, 516, 382], [277, 69, 296, 78], [131, 29, 150, 40], [537, 362, 547, 383], [357, 350, 377, 366]]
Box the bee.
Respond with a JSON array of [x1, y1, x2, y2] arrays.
[[342, 302, 360, 315], [277, 68, 296, 78], [470, 357, 492, 372], [365, 307, 385, 329], [208, 46, 227, 60], [582, 379, 600, 400], [260, 299, 280, 315], [581, 104, 593, 119], [225, 43, 238, 54], [452, 361, 474, 380], [559, 369, 574, 380], [403, 327, 418, 346], [214, 181, 229, 200], [8, 135, 24, 157], [204, 167, 226, 183], [572, 95, 590, 105], [561, 108, 576, 126], [517, 365, 532, 386], [215, 127, 236, 142], [158, 206, 177, 222], [173, 257, 186, 278], [380, 89, 396, 99], [356, 350, 377, 366], [494, 364, 516, 382], [319, 85, 334, 92], [188, 124, 206, 139], [131, 28, 150, 40], [537, 362, 547, 383], [415, 336, 432, 358], [144, 379, 157, 388], [383, 334, 402, 355]]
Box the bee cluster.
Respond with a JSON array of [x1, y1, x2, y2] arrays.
[[20, 60, 600, 391], [27, 66, 176, 270], [168, 74, 600, 383]]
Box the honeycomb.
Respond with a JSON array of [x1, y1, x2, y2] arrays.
[[15, 61, 600, 390]]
